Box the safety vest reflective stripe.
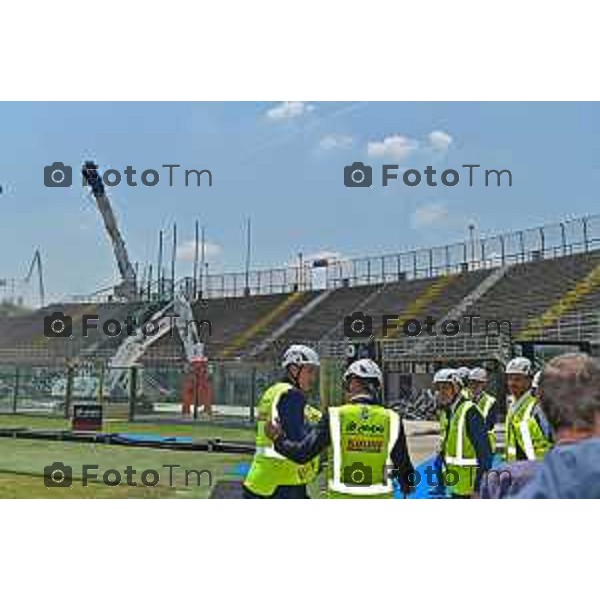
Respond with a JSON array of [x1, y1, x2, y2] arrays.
[[245, 382, 322, 496], [519, 398, 537, 460], [327, 406, 399, 496], [261, 392, 287, 460], [445, 457, 479, 466], [254, 446, 287, 458], [478, 393, 496, 419], [328, 481, 396, 495], [456, 401, 467, 459], [505, 396, 516, 458], [445, 400, 477, 465], [506, 391, 540, 461], [329, 407, 343, 488]]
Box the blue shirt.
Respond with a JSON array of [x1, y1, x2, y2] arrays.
[[516, 438, 600, 499]]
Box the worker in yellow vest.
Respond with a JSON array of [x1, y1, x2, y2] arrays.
[[265, 358, 415, 498], [468, 367, 498, 453], [435, 368, 493, 497], [437, 365, 473, 437], [430, 366, 470, 496], [504, 357, 553, 462], [243, 344, 322, 499], [455, 366, 473, 400]]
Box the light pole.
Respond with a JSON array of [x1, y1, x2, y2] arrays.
[[297, 252, 303, 290], [244, 217, 252, 296], [468, 223, 476, 266], [193, 220, 200, 298]]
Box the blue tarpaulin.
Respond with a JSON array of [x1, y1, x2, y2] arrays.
[[231, 455, 504, 498]]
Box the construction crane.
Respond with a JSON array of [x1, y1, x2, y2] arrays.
[[103, 291, 211, 416], [0, 250, 45, 308], [80, 160, 211, 412], [81, 161, 138, 301], [24, 249, 45, 307]]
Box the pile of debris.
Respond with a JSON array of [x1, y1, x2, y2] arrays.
[[389, 388, 438, 421]]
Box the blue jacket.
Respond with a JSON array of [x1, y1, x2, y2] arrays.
[[479, 460, 539, 499], [276, 380, 311, 442], [516, 437, 600, 499]]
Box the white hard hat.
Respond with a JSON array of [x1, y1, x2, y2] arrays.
[[532, 371, 541, 389], [506, 357, 533, 376], [469, 367, 488, 382], [456, 366, 471, 382], [281, 344, 320, 369], [343, 359, 383, 387], [433, 368, 460, 386]]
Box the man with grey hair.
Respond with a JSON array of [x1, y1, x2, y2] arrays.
[[516, 353, 600, 499]]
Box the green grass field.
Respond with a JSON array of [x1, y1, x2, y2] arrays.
[[0, 413, 256, 440], [0, 414, 437, 498], [0, 414, 255, 498]]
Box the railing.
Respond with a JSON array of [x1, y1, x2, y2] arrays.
[[67, 268, 314, 303], [308, 334, 511, 361], [521, 310, 600, 342], [308, 310, 600, 360], [61, 214, 600, 301], [380, 332, 512, 361], [176, 213, 600, 296], [201, 265, 313, 299], [326, 214, 600, 288]]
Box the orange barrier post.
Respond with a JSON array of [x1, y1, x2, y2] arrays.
[[182, 358, 213, 417]]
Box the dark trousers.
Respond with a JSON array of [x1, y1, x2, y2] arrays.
[[242, 484, 309, 499]]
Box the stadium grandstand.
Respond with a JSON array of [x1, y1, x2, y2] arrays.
[[0, 213, 598, 422]]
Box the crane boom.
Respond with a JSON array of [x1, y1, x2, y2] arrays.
[[106, 292, 205, 392], [25, 249, 45, 307], [81, 161, 137, 301]]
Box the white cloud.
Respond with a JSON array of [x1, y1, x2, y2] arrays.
[[266, 101, 315, 121], [318, 134, 353, 151], [367, 134, 418, 160], [365, 130, 453, 160], [410, 202, 449, 229], [176, 240, 222, 262], [428, 130, 453, 152]]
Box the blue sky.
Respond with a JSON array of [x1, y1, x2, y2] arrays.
[[1, 101, 599, 303]]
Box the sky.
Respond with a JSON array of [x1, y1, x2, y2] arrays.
[[1, 101, 599, 304]]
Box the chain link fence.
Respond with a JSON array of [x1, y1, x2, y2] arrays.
[[0, 356, 347, 424]]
